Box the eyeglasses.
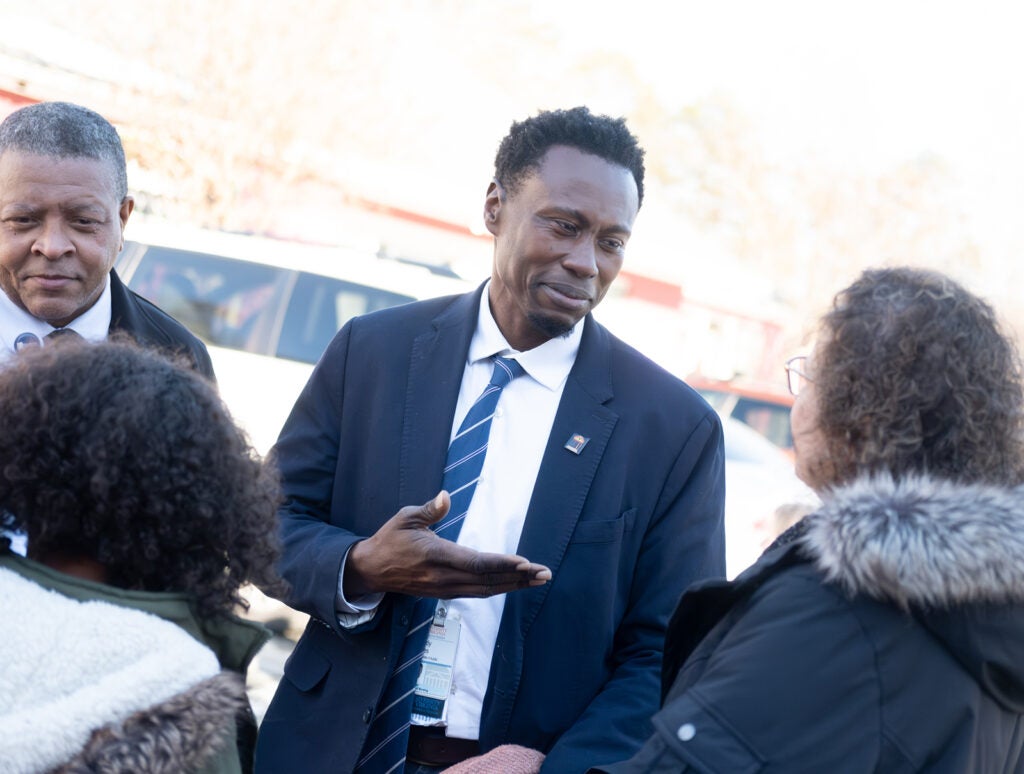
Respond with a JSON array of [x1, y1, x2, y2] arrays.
[[785, 356, 814, 397]]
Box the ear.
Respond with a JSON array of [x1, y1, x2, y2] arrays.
[[118, 196, 135, 232], [483, 180, 502, 236], [117, 196, 136, 250]]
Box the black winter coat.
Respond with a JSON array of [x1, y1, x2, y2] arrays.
[[597, 475, 1024, 773], [109, 269, 215, 381]]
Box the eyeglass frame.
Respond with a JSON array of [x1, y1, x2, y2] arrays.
[[784, 355, 814, 397]]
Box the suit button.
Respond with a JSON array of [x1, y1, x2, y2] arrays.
[[400, 615, 409, 626], [677, 723, 696, 741], [362, 706, 373, 723]]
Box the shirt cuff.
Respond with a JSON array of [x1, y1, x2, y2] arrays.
[[335, 542, 384, 628]]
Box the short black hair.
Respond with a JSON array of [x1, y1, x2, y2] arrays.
[[493, 106, 645, 207], [0, 337, 284, 618], [0, 101, 128, 200]]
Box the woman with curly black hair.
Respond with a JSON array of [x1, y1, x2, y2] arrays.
[[0, 336, 283, 773], [597, 267, 1024, 773]]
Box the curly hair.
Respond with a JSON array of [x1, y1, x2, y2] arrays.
[[0, 337, 284, 618], [815, 267, 1024, 487], [493, 106, 645, 207]]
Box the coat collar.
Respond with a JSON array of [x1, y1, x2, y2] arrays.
[[0, 551, 269, 672], [397, 287, 482, 507], [801, 474, 1024, 610]]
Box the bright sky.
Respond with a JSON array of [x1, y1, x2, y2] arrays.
[[514, 0, 1022, 316], [601, 2, 1022, 164], [4, 1, 1020, 302], [594, 1, 1024, 247]]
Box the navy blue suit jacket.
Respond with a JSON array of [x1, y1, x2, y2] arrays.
[[255, 286, 725, 773]]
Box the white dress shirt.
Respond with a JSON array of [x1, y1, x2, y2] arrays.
[[334, 284, 582, 738], [0, 279, 112, 364], [441, 284, 581, 739]]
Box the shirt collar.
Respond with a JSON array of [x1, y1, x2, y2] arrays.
[[468, 280, 582, 391], [0, 277, 112, 354]]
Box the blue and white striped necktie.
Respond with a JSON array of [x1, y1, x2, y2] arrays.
[[355, 355, 525, 774]]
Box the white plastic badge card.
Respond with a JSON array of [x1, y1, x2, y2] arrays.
[[411, 603, 461, 725]]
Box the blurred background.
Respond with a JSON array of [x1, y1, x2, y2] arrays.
[[4, 0, 1020, 714], [4, 0, 1022, 376], [4, 0, 1021, 555]]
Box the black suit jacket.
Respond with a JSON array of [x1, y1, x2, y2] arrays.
[[255, 285, 725, 773], [108, 269, 215, 380]]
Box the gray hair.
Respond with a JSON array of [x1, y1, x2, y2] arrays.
[[0, 102, 128, 200]]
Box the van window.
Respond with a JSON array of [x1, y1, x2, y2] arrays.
[[121, 242, 420, 365], [696, 385, 794, 451], [730, 398, 794, 449], [274, 271, 414, 364], [126, 246, 290, 353]]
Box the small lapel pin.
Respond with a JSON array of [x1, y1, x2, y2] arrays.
[[13, 332, 41, 351], [564, 433, 589, 455]]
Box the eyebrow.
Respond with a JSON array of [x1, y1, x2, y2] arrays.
[[2, 199, 108, 213], [544, 206, 633, 237], [61, 202, 108, 214]]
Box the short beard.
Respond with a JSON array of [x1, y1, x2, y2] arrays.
[[527, 311, 577, 342]]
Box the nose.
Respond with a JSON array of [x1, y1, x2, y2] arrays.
[[33, 219, 75, 260], [562, 239, 598, 278]]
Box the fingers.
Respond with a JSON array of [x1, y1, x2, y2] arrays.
[[484, 560, 551, 589], [396, 565, 549, 598], [467, 551, 551, 584], [436, 542, 534, 575], [441, 580, 544, 597], [422, 569, 550, 598], [371, 495, 552, 598], [514, 560, 552, 582], [425, 490, 451, 523], [399, 490, 451, 529], [420, 544, 551, 597]]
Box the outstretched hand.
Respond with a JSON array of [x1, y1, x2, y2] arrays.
[[344, 491, 551, 599]]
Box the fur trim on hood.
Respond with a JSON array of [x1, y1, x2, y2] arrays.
[[801, 474, 1024, 611], [53, 671, 248, 774], [0, 568, 223, 773]]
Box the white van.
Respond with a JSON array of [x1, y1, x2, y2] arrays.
[[116, 221, 474, 453]]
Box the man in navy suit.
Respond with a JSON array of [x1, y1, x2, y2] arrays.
[[256, 106, 725, 773]]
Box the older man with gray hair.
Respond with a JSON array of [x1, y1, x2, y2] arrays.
[[0, 101, 212, 376]]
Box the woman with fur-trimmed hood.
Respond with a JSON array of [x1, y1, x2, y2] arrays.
[[0, 338, 284, 773], [596, 268, 1024, 773]]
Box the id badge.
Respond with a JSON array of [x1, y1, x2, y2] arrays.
[[412, 602, 461, 724]]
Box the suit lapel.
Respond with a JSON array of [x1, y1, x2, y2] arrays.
[[398, 286, 483, 507], [510, 371, 617, 632], [387, 287, 482, 665], [483, 317, 619, 740], [517, 316, 616, 613]]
